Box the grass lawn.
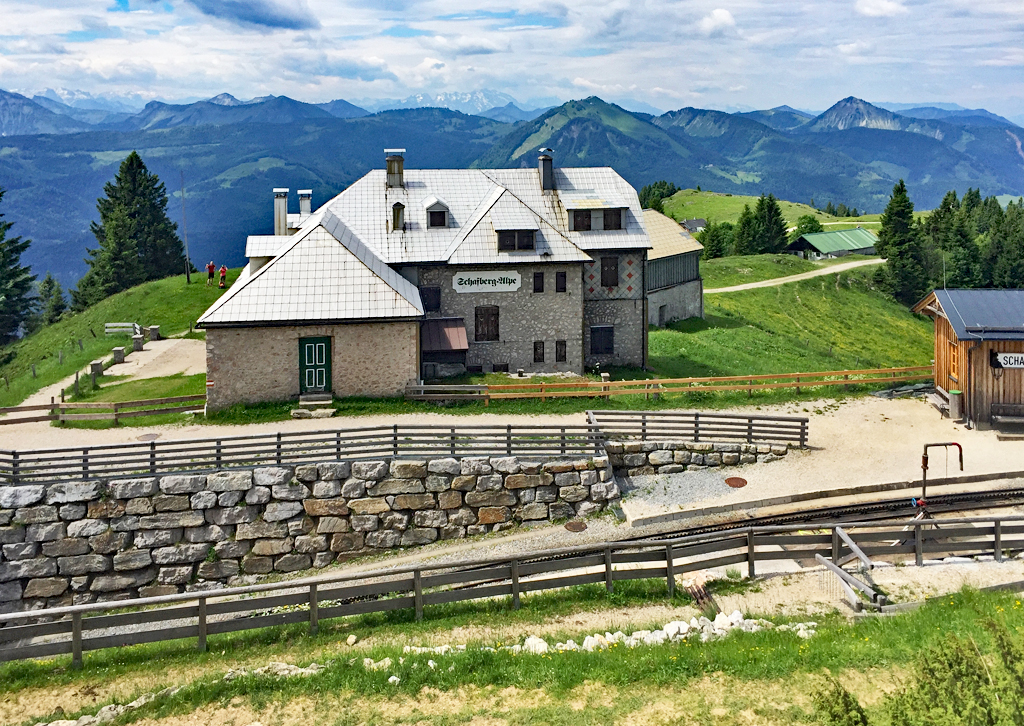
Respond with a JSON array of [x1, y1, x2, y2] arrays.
[[0, 270, 239, 408], [702, 253, 879, 289], [56, 372, 207, 428]]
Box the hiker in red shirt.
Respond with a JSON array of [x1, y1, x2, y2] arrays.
[[206, 261, 215, 286], [219, 265, 228, 288]]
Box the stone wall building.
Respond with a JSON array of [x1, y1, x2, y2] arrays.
[[643, 209, 704, 327], [198, 152, 652, 409]]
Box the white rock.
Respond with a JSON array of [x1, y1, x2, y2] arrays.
[[363, 657, 392, 671], [713, 612, 732, 630], [729, 610, 744, 625], [346, 634, 358, 646], [523, 636, 549, 655], [428, 659, 437, 669], [798, 630, 814, 639], [690, 617, 700, 629], [388, 675, 401, 685], [663, 621, 688, 639], [582, 634, 608, 651]]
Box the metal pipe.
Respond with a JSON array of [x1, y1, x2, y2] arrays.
[[921, 442, 964, 502]]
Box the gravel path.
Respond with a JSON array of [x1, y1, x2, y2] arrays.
[[703, 257, 884, 293]]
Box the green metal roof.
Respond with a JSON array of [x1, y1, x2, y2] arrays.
[[792, 227, 878, 254]]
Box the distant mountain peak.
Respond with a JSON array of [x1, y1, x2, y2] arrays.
[[810, 97, 904, 132], [207, 93, 244, 106]]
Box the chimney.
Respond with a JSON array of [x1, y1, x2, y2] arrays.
[[273, 188, 289, 236], [538, 151, 554, 191], [385, 148, 406, 188], [298, 189, 312, 217]]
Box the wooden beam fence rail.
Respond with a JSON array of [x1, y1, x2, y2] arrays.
[[1, 515, 1021, 665], [0, 395, 208, 427]]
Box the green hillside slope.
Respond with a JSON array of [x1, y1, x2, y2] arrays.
[[0, 270, 237, 407], [662, 189, 876, 226]]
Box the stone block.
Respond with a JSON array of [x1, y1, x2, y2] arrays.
[[235, 522, 288, 543], [70, 576, 90, 592], [414, 510, 446, 528], [261, 502, 303, 522], [208, 471, 254, 492], [621, 443, 643, 454], [393, 493, 435, 510], [558, 485, 588, 503], [23, 577, 69, 598], [42, 538, 88, 557], [316, 517, 351, 534], [183, 525, 230, 543], [0, 581, 21, 602], [427, 458, 461, 476], [152, 543, 211, 565], [461, 457, 493, 476], [622, 454, 648, 467], [464, 491, 516, 507], [518, 489, 535, 504], [87, 500, 125, 519], [158, 565, 194, 584], [312, 552, 333, 568], [576, 501, 602, 517], [0, 486, 45, 509], [390, 460, 427, 479], [312, 480, 342, 498], [27, 522, 66, 542], [740, 453, 757, 464], [287, 516, 314, 536], [554, 471, 580, 487], [294, 465, 319, 483], [134, 529, 182, 548], [647, 449, 674, 466], [330, 533, 364, 552], [139, 512, 205, 529], [153, 494, 190, 512], [704, 453, 722, 467], [92, 568, 157, 592], [467, 525, 489, 536], [437, 490, 462, 510], [110, 478, 158, 500], [516, 503, 548, 521], [722, 453, 740, 465], [451, 475, 477, 491], [113, 549, 153, 571], [214, 541, 250, 559], [351, 461, 389, 481], [542, 461, 576, 473], [690, 454, 705, 466], [535, 486, 557, 503], [241, 554, 273, 574], [340, 478, 368, 498], [447, 507, 477, 526], [770, 445, 789, 456], [658, 465, 686, 474], [197, 560, 240, 579], [548, 502, 575, 520], [57, 555, 109, 577], [592, 455, 609, 469], [46, 482, 102, 505], [477, 507, 511, 524], [475, 474, 504, 492], [572, 458, 595, 471], [245, 486, 272, 505], [190, 491, 217, 509], [160, 475, 207, 495], [579, 470, 598, 487], [604, 442, 624, 454], [424, 475, 451, 492], [89, 531, 128, 554], [589, 481, 621, 501], [140, 585, 180, 598], [439, 524, 466, 540], [673, 450, 692, 464], [15, 506, 58, 524], [252, 467, 291, 488], [520, 461, 544, 474], [713, 443, 742, 453], [490, 456, 521, 474], [0, 557, 59, 582], [317, 462, 351, 481], [348, 498, 390, 515], [67, 519, 107, 538], [350, 515, 379, 532], [756, 444, 772, 454], [3, 542, 38, 560], [688, 443, 713, 452], [294, 535, 327, 554], [125, 498, 155, 516], [380, 511, 409, 530], [400, 528, 438, 546], [365, 530, 400, 549], [368, 479, 424, 496], [302, 499, 349, 517], [217, 491, 244, 507], [272, 484, 310, 501], [627, 466, 656, 476], [0, 511, 12, 527], [275, 554, 311, 573]]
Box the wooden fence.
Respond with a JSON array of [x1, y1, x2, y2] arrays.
[[406, 365, 934, 403], [0, 412, 807, 484], [0, 395, 207, 427], [0, 514, 1019, 667]]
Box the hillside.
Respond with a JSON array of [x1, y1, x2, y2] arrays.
[[661, 189, 876, 227], [0, 270, 237, 407]]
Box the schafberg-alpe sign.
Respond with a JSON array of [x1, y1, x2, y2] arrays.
[[452, 271, 521, 293], [993, 352, 1024, 368]]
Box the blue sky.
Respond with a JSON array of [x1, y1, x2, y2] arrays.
[[2, 0, 1023, 117]]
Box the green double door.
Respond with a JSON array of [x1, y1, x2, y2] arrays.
[[299, 336, 332, 393]]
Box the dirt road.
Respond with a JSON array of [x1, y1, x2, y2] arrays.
[[704, 257, 884, 294]]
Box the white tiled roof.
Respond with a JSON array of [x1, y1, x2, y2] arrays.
[[199, 210, 422, 326], [245, 235, 292, 257]]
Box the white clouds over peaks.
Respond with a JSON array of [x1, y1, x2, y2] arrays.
[[855, 0, 909, 17], [698, 9, 736, 36]]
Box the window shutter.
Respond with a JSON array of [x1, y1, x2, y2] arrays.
[[601, 257, 619, 287], [533, 272, 544, 293], [555, 271, 567, 293]]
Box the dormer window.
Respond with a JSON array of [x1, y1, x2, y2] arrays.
[[392, 203, 405, 231], [423, 195, 450, 229], [428, 210, 447, 228], [603, 209, 622, 230], [573, 210, 592, 231], [498, 230, 535, 251]]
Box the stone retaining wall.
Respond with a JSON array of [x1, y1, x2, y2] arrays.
[[606, 441, 790, 477]]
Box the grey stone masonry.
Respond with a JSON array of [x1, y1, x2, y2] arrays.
[[603, 440, 791, 477]]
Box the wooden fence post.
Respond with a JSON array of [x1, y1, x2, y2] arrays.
[[335, 432, 341, 460], [915, 524, 923, 566], [641, 413, 647, 441], [414, 569, 423, 621], [450, 428, 456, 456], [392, 425, 399, 458], [197, 597, 207, 652], [31, 364, 36, 379], [72, 612, 83, 669], [276, 432, 282, 464], [112, 402, 119, 427], [666, 544, 675, 597], [560, 428, 566, 455], [747, 530, 756, 579], [995, 520, 1003, 562], [604, 547, 614, 593], [215, 440, 222, 468], [795, 376, 801, 394], [511, 559, 521, 610], [831, 528, 840, 563], [309, 583, 319, 635], [11, 452, 18, 485], [693, 412, 700, 442], [506, 425, 512, 456], [150, 441, 157, 474], [82, 448, 89, 478]]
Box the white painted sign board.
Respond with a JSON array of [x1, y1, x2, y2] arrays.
[[452, 272, 521, 293], [994, 352, 1024, 368]]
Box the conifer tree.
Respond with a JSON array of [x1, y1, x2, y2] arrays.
[[0, 188, 36, 345], [37, 273, 67, 326], [732, 204, 762, 255], [877, 180, 928, 306], [754, 194, 788, 253], [944, 212, 983, 288], [990, 201, 1024, 288], [73, 151, 184, 310], [698, 221, 730, 259]]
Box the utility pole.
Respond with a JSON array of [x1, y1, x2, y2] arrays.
[[181, 169, 192, 284]]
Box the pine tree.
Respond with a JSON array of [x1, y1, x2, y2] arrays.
[[37, 273, 67, 326], [789, 214, 824, 243], [878, 180, 928, 306], [824, 201, 837, 216], [0, 188, 36, 345], [732, 204, 762, 255], [73, 151, 184, 310], [836, 203, 850, 217], [990, 201, 1024, 288], [698, 221, 731, 259], [754, 194, 788, 253], [945, 212, 984, 288]]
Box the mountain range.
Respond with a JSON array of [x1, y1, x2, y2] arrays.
[[0, 91, 1022, 286]]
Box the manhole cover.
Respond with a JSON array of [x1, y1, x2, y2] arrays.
[[564, 520, 587, 532], [725, 477, 747, 488], [137, 433, 160, 442]]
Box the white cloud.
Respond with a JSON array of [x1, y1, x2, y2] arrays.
[[855, 0, 909, 18], [698, 9, 736, 36]]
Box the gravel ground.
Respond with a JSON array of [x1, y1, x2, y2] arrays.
[[620, 469, 730, 512]]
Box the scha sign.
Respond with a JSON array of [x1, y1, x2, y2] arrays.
[[991, 351, 1024, 368], [452, 271, 521, 293]]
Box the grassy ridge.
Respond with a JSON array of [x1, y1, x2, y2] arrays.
[[662, 188, 862, 225], [701, 253, 879, 289]]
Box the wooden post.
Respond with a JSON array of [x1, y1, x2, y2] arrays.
[[276, 432, 282, 464], [197, 597, 207, 652], [309, 583, 319, 635], [29, 363, 34, 379], [796, 376, 801, 394], [11, 451, 19, 485], [693, 412, 700, 442], [541, 383, 546, 403], [604, 547, 614, 593], [844, 374, 849, 391], [995, 520, 1003, 562], [748, 379, 752, 398], [78, 338, 83, 351], [915, 524, 923, 566], [560, 428, 566, 455], [74, 371, 79, 396], [831, 528, 840, 563], [392, 425, 399, 458], [666, 545, 675, 597], [506, 424, 512, 456], [641, 413, 647, 441], [335, 431, 341, 459], [414, 569, 423, 621], [746, 418, 753, 444], [112, 402, 119, 427], [450, 428, 456, 456], [601, 372, 610, 400], [82, 448, 89, 478], [511, 559, 521, 610], [59, 350, 63, 365], [747, 530, 756, 578], [215, 440, 222, 468], [72, 612, 83, 669], [150, 441, 157, 474]]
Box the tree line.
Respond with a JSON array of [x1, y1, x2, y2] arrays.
[[0, 151, 186, 345]]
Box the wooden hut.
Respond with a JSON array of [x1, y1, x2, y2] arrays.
[[912, 289, 1024, 426]]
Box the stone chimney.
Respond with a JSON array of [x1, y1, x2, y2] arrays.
[[273, 188, 289, 236], [298, 189, 312, 216], [385, 148, 406, 188], [538, 152, 554, 191]]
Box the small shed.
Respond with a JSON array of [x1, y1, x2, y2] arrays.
[[643, 210, 703, 325], [787, 227, 877, 260], [912, 289, 1024, 426]]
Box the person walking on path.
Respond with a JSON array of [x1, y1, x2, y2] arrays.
[[219, 265, 228, 289], [206, 261, 216, 286]]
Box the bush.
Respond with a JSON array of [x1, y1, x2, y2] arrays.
[[812, 677, 871, 726]]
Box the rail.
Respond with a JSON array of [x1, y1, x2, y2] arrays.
[[0, 395, 207, 427], [406, 365, 934, 402], [1, 514, 1019, 667], [0, 411, 807, 484]]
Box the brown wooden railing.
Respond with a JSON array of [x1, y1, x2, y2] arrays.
[[0, 395, 207, 426]]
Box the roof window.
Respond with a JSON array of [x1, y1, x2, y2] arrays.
[[498, 230, 535, 251], [423, 196, 450, 229]]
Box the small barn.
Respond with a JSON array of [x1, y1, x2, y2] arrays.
[[787, 227, 877, 260], [912, 289, 1024, 426], [643, 210, 703, 326]]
